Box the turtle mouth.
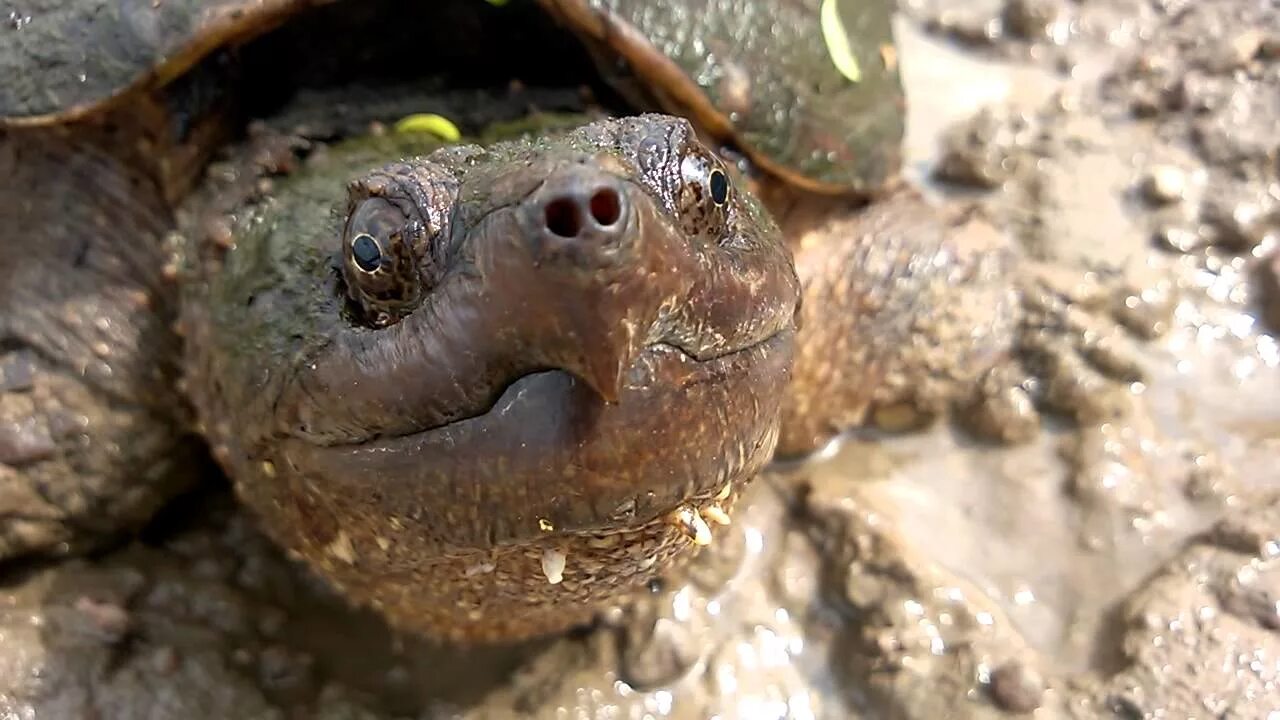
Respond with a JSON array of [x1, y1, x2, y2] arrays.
[[264, 159, 798, 552], [274, 329, 792, 551]]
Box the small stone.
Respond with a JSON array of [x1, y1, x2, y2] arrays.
[[541, 548, 566, 584], [872, 402, 929, 433], [933, 108, 1028, 190], [989, 660, 1045, 713], [1212, 29, 1264, 70], [150, 646, 181, 673], [303, 143, 330, 168], [1140, 165, 1186, 204], [934, 6, 1003, 45], [0, 415, 57, 466], [963, 382, 1040, 444], [619, 618, 700, 690], [73, 596, 132, 643], [0, 350, 35, 392], [1261, 34, 1280, 60], [1201, 199, 1273, 251], [1002, 0, 1060, 40], [671, 506, 713, 546], [258, 645, 315, 696], [700, 505, 731, 526], [325, 530, 356, 565], [204, 217, 235, 250], [1258, 250, 1280, 332]]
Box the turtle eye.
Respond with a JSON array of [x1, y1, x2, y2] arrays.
[[341, 198, 423, 327], [677, 151, 731, 239], [351, 233, 383, 273], [708, 169, 730, 205]]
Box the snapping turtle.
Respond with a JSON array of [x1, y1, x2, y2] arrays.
[[0, 0, 1140, 641]]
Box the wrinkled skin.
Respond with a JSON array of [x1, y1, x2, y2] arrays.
[[0, 99, 207, 559], [179, 115, 799, 640]]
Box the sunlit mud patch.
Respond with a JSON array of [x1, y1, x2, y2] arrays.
[[789, 278, 1278, 714], [803, 414, 1224, 671], [1146, 263, 1280, 492], [469, 477, 841, 720], [786, 4, 1280, 716], [894, 17, 1060, 190]]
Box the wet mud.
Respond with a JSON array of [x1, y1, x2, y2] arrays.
[[3, 0, 1279, 717]]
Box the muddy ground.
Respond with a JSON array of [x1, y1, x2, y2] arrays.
[[3, 0, 1279, 717]]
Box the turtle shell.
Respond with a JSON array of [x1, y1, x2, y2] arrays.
[[539, 0, 906, 197], [0, 0, 324, 125]]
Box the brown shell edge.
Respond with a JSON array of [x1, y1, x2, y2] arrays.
[[0, 0, 332, 128]]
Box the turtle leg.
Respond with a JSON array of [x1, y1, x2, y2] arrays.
[[775, 188, 1162, 457], [0, 123, 199, 560], [776, 189, 1022, 456]]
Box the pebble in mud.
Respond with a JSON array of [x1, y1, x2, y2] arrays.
[[1256, 249, 1280, 332], [932, 107, 1031, 189], [988, 660, 1045, 713], [1138, 164, 1187, 205], [72, 595, 133, 643], [1084, 499, 1280, 718], [1001, 0, 1062, 41], [1200, 196, 1274, 251]]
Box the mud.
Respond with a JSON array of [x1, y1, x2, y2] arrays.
[[3, 0, 1280, 717], [1261, 250, 1280, 333]]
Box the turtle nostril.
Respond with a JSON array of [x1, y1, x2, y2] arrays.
[[544, 197, 582, 238], [589, 188, 622, 227]]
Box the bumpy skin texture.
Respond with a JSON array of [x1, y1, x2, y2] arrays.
[[180, 115, 800, 641], [778, 194, 1020, 455], [0, 107, 200, 560], [539, 0, 904, 195]]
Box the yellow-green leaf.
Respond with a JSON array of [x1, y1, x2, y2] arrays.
[[393, 114, 462, 141], [821, 0, 862, 84]]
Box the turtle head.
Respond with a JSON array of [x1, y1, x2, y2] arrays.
[[189, 115, 799, 641]]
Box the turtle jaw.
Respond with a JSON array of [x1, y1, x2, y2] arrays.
[[274, 329, 793, 545], [261, 330, 791, 642]]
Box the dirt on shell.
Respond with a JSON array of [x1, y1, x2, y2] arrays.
[[2, 0, 1280, 717]]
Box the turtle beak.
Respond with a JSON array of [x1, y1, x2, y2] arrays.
[[515, 165, 648, 403], [564, 320, 635, 403]]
